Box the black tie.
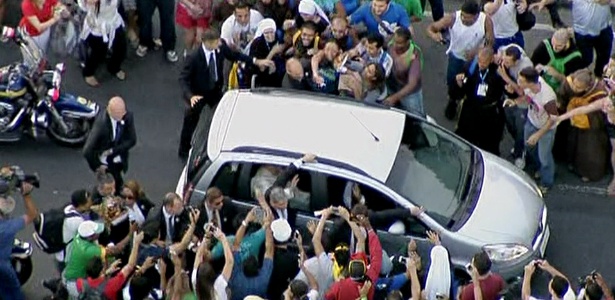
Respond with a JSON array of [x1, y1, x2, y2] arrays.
[[168, 216, 175, 239], [208, 52, 217, 90], [114, 121, 122, 142]]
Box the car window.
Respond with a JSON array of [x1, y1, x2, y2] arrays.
[[188, 105, 216, 180], [385, 116, 474, 228], [210, 161, 315, 214]]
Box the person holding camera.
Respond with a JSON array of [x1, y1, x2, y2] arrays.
[[578, 272, 615, 300], [521, 260, 576, 300], [0, 177, 37, 300]]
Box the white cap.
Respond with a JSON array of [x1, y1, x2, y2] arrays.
[[78, 221, 105, 238], [388, 220, 406, 235], [270, 219, 292, 242]]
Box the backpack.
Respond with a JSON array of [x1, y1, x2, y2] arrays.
[[78, 279, 109, 300], [32, 207, 81, 254]]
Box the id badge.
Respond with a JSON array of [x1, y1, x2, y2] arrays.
[[477, 83, 488, 97]]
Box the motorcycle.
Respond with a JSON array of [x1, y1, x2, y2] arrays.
[[11, 238, 33, 285], [0, 26, 98, 145]]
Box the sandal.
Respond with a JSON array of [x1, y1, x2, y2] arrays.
[[84, 76, 99, 87], [115, 70, 126, 81]]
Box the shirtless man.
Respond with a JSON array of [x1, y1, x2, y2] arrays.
[[385, 27, 424, 117]]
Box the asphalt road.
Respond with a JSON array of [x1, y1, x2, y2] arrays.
[[1, 1, 614, 299]]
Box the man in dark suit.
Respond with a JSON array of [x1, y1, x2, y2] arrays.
[[194, 186, 238, 238], [83, 97, 137, 193], [142, 192, 191, 245], [263, 153, 316, 229], [177, 29, 274, 159]]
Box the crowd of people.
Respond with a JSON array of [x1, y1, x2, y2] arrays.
[[1, 0, 615, 297]]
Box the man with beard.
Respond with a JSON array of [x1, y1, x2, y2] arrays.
[[455, 47, 506, 155], [323, 16, 357, 52], [311, 40, 342, 95], [286, 21, 322, 63], [385, 27, 424, 117]]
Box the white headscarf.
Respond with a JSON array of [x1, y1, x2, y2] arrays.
[[424, 246, 452, 300], [298, 0, 330, 25], [254, 18, 277, 40]]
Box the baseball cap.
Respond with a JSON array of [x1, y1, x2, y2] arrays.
[[270, 219, 292, 243], [78, 221, 105, 238], [0, 196, 16, 215]]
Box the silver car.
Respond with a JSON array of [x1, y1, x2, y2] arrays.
[[176, 89, 550, 281]]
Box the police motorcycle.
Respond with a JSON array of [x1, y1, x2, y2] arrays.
[[0, 26, 98, 145]]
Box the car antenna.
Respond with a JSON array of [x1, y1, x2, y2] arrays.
[[349, 111, 380, 142]]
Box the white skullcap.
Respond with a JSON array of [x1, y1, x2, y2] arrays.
[[78, 221, 105, 238], [298, 0, 316, 15], [270, 218, 292, 242]]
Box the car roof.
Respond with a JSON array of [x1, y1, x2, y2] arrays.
[[207, 89, 406, 182]]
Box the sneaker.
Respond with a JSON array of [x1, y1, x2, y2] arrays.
[[136, 45, 148, 57], [166, 50, 179, 62], [514, 157, 526, 169]]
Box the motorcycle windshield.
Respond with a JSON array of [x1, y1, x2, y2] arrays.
[[18, 28, 45, 73]]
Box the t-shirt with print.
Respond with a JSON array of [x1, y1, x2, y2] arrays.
[[211, 228, 265, 261], [63, 235, 105, 280], [229, 253, 274, 300], [349, 2, 410, 37], [460, 273, 505, 300], [525, 77, 558, 128]]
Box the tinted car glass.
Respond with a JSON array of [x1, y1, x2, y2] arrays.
[[187, 104, 217, 180], [385, 117, 473, 227]]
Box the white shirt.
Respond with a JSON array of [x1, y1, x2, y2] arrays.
[[490, 0, 519, 38], [447, 11, 487, 61], [100, 117, 122, 164], [54, 205, 85, 262], [127, 202, 146, 225], [78, 0, 124, 46], [191, 271, 228, 300], [220, 10, 263, 52], [295, 252, 334, 299], [572, 0, 611, 36], [202, 45, 218, 82], [525, 77, 558, 128]]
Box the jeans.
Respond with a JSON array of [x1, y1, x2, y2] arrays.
[[137, 0, 176, 51], [504, 106, 528, 158], [0, 261, 24, 300], [494, 31, 525, 52], [524, 121, 556, 187], [399, 89, 425, 118], [575, 27, 613, 77]]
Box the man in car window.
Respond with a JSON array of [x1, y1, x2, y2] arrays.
[[264, 153, 317, 229], [251, 165, 310, 211]]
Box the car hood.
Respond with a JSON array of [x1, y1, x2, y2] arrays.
[[456, 151, 545, 246]]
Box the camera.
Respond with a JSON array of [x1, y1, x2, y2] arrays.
[[0, 166, 40, 196], [578, 270, 598, 286]]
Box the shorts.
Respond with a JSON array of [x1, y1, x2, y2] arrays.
[[175, 4, 209, 29]]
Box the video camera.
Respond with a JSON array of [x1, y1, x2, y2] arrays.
[[0, 166, 40, 196]]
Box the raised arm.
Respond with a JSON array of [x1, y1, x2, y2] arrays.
[[169, 209, 199, 254], [121, 231, 144, 276], [557, 98, 605, 122], [214, 228, 234, 281], [427, 13, 455, 43], [234, 209, 257, 251], [312, 207, 332, 256]]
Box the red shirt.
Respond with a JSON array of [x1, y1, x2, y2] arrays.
[[19, 0, 58, 36], [325, 230, 383, 300], [461, 273, 506, 300], [76, 272, 128, 300]]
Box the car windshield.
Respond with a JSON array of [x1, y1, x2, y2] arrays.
[[385, 116, 474, 227]]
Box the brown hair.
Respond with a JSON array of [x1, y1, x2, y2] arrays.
[[205, 187, 223, 203], [124, 179, 146, 199]]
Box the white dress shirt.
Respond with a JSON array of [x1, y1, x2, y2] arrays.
[[162, 206, 174, 243], [202, 45, 218, 82], [127, 202, 146, 225]]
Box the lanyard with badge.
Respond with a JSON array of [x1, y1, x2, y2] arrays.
[[477, 69, 489, 97]]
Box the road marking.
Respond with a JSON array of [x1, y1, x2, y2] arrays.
[[554, 184, 609, 196], [422, 11, 556, 32]]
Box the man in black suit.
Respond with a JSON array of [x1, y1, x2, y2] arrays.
[[83, 97, 137, 192], [194, 186, 238, 238], [263, 153, 316, 229], [177, 29, 274, 159], [142, 192, 191, 245]]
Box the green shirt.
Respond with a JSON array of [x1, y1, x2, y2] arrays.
[[211, 228, 266, 262], [393, 0, 423, 21], [63, 235, 104, 281]]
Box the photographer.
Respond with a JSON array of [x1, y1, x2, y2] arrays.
[[0, 174, 38, 300], [578, 272, 614, 300], [521, 260, 576, 300]]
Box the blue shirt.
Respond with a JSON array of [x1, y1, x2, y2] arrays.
[[0, 217, 25, 262], [341, 0, 361, 15], [229, 252, 274, 300], [137, 244, 169, 265], [349, 2, 410, 36]]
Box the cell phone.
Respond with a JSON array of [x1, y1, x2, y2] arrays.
[[294, 230, 301, 241], [398, 256, 409, 265]]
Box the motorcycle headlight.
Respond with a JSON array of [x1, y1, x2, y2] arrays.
[[482, 244, 529, 262]]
